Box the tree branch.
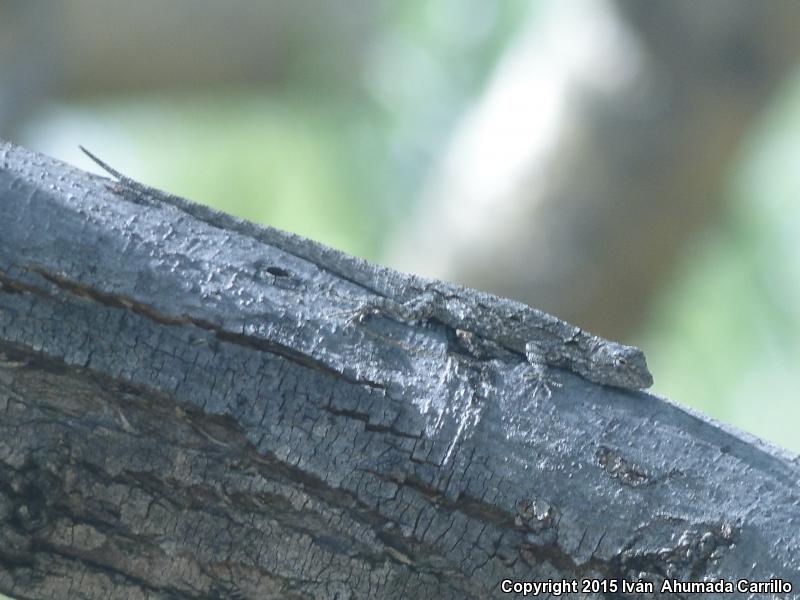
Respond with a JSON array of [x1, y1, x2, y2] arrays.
[[0, 141, 797, 599]]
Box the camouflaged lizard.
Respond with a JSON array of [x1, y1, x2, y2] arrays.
[[348, 287, 653, 395], [81, 147, 653, 396]]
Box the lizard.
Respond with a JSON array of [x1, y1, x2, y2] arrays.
[[79, 146, 654, 395], [345, 287, 654, 394]]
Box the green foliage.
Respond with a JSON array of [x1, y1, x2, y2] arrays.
[[37, 2, 537, 263], [645, 68, 800, 452]]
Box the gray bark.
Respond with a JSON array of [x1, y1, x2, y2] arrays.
[[0, 141, 797, 599]]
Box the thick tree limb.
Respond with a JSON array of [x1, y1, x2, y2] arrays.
[[0, 141, 797, 599]]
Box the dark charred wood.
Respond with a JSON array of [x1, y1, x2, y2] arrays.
[[0, 141, 797, 599]]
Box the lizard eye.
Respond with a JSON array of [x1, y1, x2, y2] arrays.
[[614, 356, 627, 368]]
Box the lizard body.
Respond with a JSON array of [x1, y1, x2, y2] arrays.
[[80, 147, 653, 393], [350, 289, 653, 392]]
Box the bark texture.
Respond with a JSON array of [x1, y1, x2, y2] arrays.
[[0, 142, 798, 599]]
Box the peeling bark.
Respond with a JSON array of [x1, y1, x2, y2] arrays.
[[0, 142, 798, 599]]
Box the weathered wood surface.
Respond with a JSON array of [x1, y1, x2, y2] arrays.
[[0, 141, 797, 599]]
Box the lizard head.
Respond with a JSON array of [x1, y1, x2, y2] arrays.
[[590, 342, 653, 390]]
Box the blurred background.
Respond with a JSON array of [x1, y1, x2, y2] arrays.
[[2, 0, 799, 454]]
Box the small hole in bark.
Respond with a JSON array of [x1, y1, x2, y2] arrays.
[[266, 266, 291, 278]]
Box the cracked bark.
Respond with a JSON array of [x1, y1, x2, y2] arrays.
[[0, 141, 798, 600]]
